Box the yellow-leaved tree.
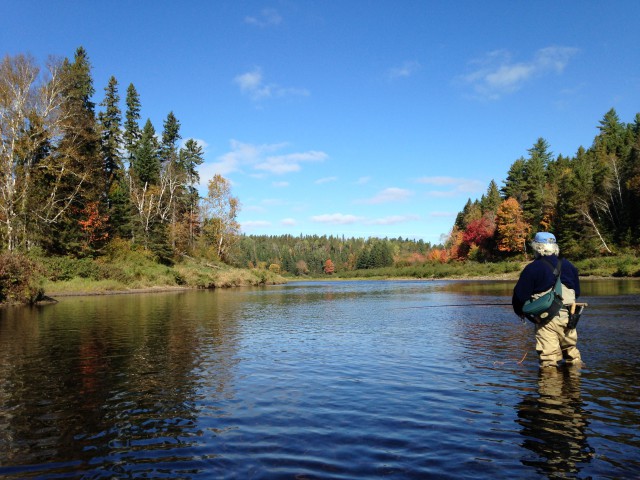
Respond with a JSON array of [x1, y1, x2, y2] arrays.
[[496, 197, 530, 255]]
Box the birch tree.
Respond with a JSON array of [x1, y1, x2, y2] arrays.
[[200, 174, 240, 262], [0, 54, 71, 251]]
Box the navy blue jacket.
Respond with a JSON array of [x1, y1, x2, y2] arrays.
[[512, 255, 580, 316]]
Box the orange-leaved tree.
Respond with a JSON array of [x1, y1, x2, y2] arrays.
[[323, 259, 335, 274], [496, 197, 530, 255]]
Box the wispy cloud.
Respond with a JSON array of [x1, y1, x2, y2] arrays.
[[272, 181, 289, 188], [388, 61, 421, 80], [245, 8, 282, 27], [459, 46, 579, 100], [234, 67, 309, 101], [256, 151, 328, 175], [355, 176, 371, 185], [311, 213, 364, 225], [416, 176, 484, 197], [208, 140, 328, 177], [315, 176, 338, 184], [356, 187, 413, 205], [281, 218, 297, 226]]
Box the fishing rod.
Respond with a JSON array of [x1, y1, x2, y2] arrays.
[[396, 303, 513, 309]]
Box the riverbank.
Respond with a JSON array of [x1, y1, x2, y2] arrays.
[[3, 251, 639, 306]]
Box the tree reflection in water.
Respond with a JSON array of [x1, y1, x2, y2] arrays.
[[517, 365, 595, 478]]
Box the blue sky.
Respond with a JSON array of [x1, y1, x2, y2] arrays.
[[3, 1, 640, 244]]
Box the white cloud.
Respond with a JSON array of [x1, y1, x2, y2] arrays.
[[245, 8, 282, 27], [357, 187, 413, 205], [207, 140, 327, 178], [234, 67, 309, 101], [315, 176, 338, 184], [416, 176, 484, 197], [311, 213, 363, 225], [355, 176, 371, 185], [388, 61, 421, 79], [272, 181, 289, 188], [281, 218, 297, 226], [459, 46, 579, 100], [256, 151, 328, 175]]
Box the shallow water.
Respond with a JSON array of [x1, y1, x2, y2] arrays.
[[0, 279, 639, 479]]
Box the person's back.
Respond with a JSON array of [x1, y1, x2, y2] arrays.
[[512, 232, 582, 368]]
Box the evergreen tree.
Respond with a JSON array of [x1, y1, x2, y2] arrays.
[[501, 157, 527, 204], [480, 179, 502, 215], [521, 138, 553, 230], [98, 76, 122, 194], [123, 83, 141, 164], [625, 114, 640, 244], [179, 139, 205, 250], [43, 46, 102, 255], [132, 119, 160, 185], [160, 111, 181, 164]]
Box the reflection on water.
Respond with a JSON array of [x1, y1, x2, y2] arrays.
[[0, 280, 639, 478], [518, 366, 594, 477]]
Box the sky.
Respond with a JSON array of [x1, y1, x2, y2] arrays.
[[3, 1, 640, 245]]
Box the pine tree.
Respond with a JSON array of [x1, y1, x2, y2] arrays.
[[98, 76, 122, 193], [132, 119, 160, 185], [521, 138, 553, 230], [480, 179, 502, 215], [43, 47, 102, 255], [179, 139, 205, 250], [123, 83, 141, 165], [501, 157, 527, 205]]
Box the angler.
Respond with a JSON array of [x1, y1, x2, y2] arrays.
[[512, 232, 585, 369]]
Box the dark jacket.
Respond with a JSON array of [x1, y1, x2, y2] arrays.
[[512, 255, 580, 316]]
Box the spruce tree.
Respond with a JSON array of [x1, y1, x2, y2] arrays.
[[132, 119, 160, 185], [44, 47, 102, 255], [123, 83, 142, 165], [98, 76, 122, 192]]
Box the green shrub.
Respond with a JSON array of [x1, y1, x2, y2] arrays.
[[0, 253, 45, 305]]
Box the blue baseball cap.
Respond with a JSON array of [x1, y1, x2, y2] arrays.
[[533, 232, 556, 243]]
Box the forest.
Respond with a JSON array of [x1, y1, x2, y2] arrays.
[[1, 47, 640, 289], [1, 47, 240, 265]]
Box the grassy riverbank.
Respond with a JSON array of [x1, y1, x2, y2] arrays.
[[285, 254, 640, 281], [2, 250, 639, 306]]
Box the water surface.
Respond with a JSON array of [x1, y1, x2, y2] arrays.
[[1, 279, 639, 478]]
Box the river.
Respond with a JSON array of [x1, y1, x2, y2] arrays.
[[1, 279, 639, 479]]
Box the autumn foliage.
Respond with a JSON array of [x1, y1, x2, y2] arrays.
[[496, 198, 530, 254], [78, 202, 110, 252], [323, 259, 335, 274]]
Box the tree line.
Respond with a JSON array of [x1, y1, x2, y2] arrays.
[[232, 234, 433, 276], [233, 109, 640, 275], [0, 47, 240, 264], [447, 109, 640, 261]]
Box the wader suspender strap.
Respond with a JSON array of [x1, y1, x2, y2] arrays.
[[540, 257, 563, 301], [541, 257, 562, 283]]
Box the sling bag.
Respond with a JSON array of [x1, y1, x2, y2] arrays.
[[522, 258, 564, 325]]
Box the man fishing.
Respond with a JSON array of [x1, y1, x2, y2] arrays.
[[512, 232, 583, 368]]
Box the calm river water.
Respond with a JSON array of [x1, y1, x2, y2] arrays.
[[1, 279, 639, 479]]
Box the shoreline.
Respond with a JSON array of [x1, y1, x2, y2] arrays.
[[41, 274, 633, 300]]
